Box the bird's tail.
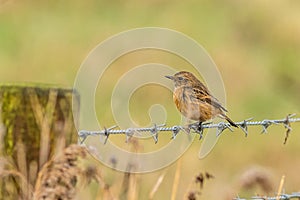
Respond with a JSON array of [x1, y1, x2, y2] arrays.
[[220, 113, 238, 127]]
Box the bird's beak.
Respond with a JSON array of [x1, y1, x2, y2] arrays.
[[165, 75, 174, 80]]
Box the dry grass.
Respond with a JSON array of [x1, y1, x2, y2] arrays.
[[184, 171, 215, 200], [149, 173, 165, 199], [238, 166, 274, 194], [0, 151, 33, 199], [223, 166, 275, 199], [33, 144, 105, 200], [276, 175, 285, 200], [0, 140, 296, 200], [171, 157, 181, 200]]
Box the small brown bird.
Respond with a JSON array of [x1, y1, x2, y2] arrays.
[[166, 71, 237, 128]]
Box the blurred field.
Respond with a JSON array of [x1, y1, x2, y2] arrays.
[[1, 0, 300, 199]]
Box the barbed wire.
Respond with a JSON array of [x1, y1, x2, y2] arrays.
[[233, 192, 300, 200], [78, 114, 300, 144]]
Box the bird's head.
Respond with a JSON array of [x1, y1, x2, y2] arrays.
[[165, 71, 199, 87]]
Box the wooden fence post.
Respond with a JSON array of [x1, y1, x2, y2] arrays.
[[0, 84, 80, 200]]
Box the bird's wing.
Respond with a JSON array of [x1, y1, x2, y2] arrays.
[[185, 86, 228, 112]]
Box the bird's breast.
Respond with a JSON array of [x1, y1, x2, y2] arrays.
[[172, 87, 218, 121]]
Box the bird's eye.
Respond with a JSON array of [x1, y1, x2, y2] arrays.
[[178, 77, 183, 81]]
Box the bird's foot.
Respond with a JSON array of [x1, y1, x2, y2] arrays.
[[187, 122, 203, 139], [197, 121, 203, 132], [187, 121, 213, 139], [188, 121, 206, 132]]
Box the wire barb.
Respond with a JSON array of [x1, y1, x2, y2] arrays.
[[125, 128, 135, 143], [150, 124, 159, 144], [240, 118, 253, 137], [170, 126, 181, 139], [78, 115, 300, 144], [283, 114, 294, 145], [216, 122, 233, 136], [103, 125, 117, 144]]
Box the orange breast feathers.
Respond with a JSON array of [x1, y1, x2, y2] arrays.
[[173, 87, 219, 122]]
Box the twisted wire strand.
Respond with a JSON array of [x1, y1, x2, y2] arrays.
[[78, 114, 300, 144], [233, 192, 300, 200]]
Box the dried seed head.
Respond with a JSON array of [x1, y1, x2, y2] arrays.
[[33, 144, 88, 200]]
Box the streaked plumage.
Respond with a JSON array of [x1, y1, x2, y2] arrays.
[[166, 71, 237, 127]]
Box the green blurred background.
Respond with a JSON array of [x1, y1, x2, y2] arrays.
[[1, 0, 300, 199]]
